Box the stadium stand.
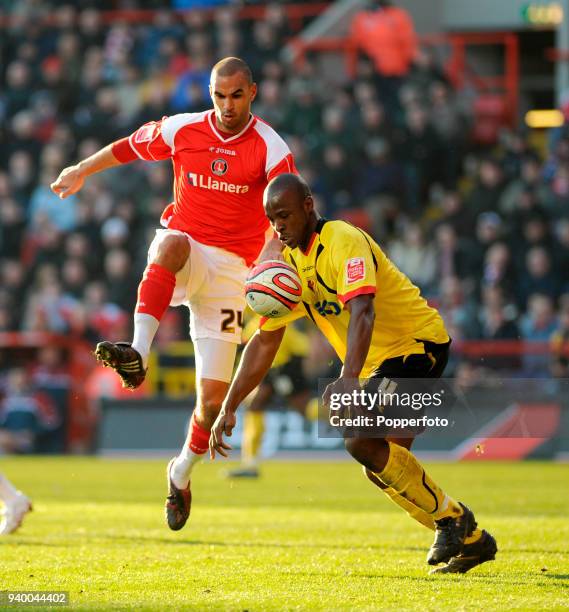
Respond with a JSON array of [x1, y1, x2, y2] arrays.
[[1, 0, 569, 452]]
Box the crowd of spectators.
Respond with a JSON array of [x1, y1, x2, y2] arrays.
[[1, 0, 569, 440]]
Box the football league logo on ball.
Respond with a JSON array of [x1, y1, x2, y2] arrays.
[[211, 158, 228, 176]]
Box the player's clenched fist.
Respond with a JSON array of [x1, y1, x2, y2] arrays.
[[209, 408, 236, 459], [50, 165, 85, 199]]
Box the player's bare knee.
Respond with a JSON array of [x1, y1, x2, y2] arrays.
[[344, 437, 367, 465], [195, 397, 223, 429], [345, 437, 389, 473], [196, 399, 222, 429], [194, 377, 229, 428], [151, 234, 190, 272]]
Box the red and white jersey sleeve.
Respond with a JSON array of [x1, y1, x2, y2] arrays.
[[127, 119, 172, 161], [119, 110, 297, 266], [252, 119, 297, 181], [127, 113, 209, 161]]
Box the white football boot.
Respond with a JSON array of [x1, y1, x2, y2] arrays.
[[0, 492, 32, 535]]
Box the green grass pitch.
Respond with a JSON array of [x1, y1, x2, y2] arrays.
[[1, 457, 568, 610]]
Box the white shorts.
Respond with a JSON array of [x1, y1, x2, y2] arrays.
[[147, 229, 249, 381]]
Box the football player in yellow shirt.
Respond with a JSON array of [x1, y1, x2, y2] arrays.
[[210, 173, 497, 574]]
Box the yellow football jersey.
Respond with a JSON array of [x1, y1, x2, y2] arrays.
[[260, 220, 449, 378]]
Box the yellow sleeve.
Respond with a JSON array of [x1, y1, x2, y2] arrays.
[[330, 226, 377, 306], [259, 304, 307, 332], [242, 312, 261, 343]]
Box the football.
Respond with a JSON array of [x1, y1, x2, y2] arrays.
[[245, 260, 302, 318]]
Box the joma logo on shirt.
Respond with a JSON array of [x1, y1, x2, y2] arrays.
[[315, 300, 341, 317], [209, 146, 237, 156], [187, 172, 249, 194]]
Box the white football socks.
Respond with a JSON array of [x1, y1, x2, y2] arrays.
[[170, 446, 205, 489], [131, 313, 160, 368]]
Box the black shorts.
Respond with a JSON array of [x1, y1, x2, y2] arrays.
[[372, 339, 450, 381], [367, 339, 452, 437]]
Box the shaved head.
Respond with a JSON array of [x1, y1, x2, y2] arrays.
[[211, 57, 253, 85], [265, 173, 311, 206], [264, 174, 318, 250]]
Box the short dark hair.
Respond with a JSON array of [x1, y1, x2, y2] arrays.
[[266, 173, 311, 203], [211, 57, 253, 84]]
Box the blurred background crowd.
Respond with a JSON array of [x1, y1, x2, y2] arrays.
[[1, 0, 569, 452]]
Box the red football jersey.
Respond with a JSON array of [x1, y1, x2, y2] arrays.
[[122, 110, 296, 265]]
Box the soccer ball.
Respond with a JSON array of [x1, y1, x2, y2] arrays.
[[245, 260, 302, 318]]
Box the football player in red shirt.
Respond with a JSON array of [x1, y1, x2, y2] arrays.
[[50, 57, 296, 531]]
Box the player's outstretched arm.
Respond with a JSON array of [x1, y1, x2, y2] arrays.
[[323, 294, 375, 406], [342, 294, 375, 379], [209, 327, 285, 459], [50, 143, 123, 199]]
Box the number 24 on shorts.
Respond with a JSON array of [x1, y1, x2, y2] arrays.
[[220, 309, 244, 333]]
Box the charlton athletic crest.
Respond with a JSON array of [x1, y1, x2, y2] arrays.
[[211, 158, 228, 176]]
